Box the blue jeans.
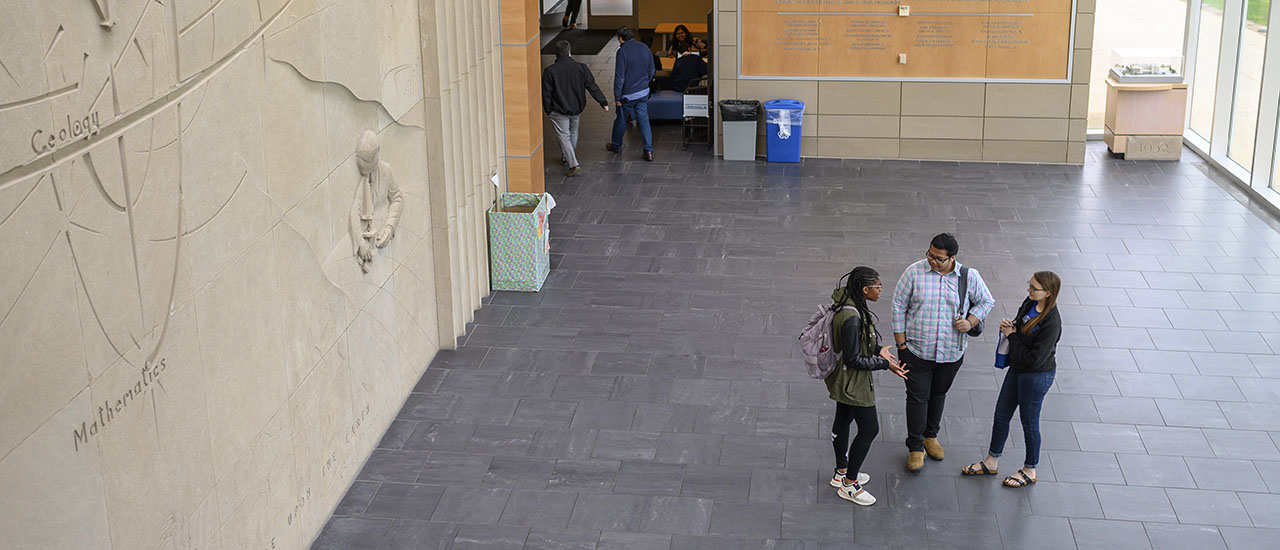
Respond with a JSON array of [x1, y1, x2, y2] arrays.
[[988, 368, 1055, 469], [610, 94, 653, 153]]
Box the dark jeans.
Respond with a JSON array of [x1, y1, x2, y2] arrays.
[[901, 347, 962, 452], [988, 368, 1056, 468], [566, 0, 582, 25], [610, 95, 653, 153], [833, 403, 879, 474]]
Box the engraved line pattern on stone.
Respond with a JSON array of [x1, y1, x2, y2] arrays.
[[68, 220, 102, 235], [44, 25, 66, 63], [65, 230, 134, 362], [147, 168, 247, 242], [0, 175, 44, 229], [112, 0, 159, 67], [179, 0, 224, 37], [88, 0, 114, 28], [267, 57, 427, 131], [0, 229, 64, 331], [0, 82, 79, 113], [50, 173, 64, 212], [129, 119, 160, 207], [0, 0, 294, 189], [0, 56, 19, 88], [80, 151, 126, 212], [143, 125, 181, 367], [117, 134, 148, 326]]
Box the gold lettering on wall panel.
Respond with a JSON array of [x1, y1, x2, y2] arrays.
[[739, 0, 1074, 80]]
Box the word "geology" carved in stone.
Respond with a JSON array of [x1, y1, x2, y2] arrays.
[[30, 112, 102, 154]]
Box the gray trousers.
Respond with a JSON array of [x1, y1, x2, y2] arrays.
[[548, 112, 580, 168]]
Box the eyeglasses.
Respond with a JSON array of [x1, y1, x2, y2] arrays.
[[925, 252, 952, 263], [1028, 285, 1047, 293]]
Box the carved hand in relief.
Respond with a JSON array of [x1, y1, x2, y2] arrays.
[[373, 226, 394, 248], [357, 240, 375, 262]]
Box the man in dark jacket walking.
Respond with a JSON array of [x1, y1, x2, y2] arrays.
[[542, 41, 609, 176], [605, 27, 656, 161]]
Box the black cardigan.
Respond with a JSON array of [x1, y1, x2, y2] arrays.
[[1006, 298, 1062, 373], [834, 313, 890, 371]]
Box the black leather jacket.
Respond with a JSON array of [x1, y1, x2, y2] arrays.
[[1007, 298, 1062, 373]]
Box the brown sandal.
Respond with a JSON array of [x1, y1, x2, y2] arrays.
[[1003, 470, 1036, 488], [961, 462, 997, 476]]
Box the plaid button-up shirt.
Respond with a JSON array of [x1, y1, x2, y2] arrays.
[[892, 259, 996, 363]]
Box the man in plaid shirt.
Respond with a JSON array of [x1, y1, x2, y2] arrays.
[[892, 233, 995, 472]]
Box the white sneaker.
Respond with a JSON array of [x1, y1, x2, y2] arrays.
[[837, 481, 876, 506], [829, 471, 871, 488]]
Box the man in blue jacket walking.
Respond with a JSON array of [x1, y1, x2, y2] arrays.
[[605, 27, 656, 161]]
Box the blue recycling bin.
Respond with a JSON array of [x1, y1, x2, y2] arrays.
[[764, 99, 805, 163]]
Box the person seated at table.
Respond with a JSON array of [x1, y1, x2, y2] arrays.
[[666, 25, 697, 57], [667, 44, 707, 92], [641, 35, 663, 71]]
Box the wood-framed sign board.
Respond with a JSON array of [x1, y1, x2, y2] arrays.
[[739, 0, 1077, 82]]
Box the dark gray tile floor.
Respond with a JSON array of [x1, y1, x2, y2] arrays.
[[312, 39, 1280, 550]]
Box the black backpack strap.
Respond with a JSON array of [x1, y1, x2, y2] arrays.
[[957, 265, 969, 316]]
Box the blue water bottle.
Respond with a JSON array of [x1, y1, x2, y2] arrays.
[[994, 333, 1010, 369]]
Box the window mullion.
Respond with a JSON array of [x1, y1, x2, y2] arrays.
[[1209, 0, 1246, 161]]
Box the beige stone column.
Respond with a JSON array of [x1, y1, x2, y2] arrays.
[[500, 0, 545, 193], [420, 0, 506, 347]]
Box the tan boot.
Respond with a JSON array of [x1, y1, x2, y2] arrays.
[[907, 451, 925, 472], [923, 438, 944, 461]]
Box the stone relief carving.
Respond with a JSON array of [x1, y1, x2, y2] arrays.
[[348, 130, 402, 274], [263, 0, 427, 129], [0, 0, 438, 548]]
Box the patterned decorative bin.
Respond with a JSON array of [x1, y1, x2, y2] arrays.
[[488, 193, 551, 292]]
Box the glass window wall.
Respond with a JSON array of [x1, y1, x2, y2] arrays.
[[1189, 1, 1226, 140], [1088, 0, 1187, 130], [1226, 1, 1272, 169]]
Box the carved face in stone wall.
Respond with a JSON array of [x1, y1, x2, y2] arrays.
[[356, 131, 379, 176], [356, 153, 375, 177]]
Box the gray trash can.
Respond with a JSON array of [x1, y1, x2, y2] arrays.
[[719, 100, 760, 161]]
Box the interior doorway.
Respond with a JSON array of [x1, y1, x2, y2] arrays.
[[541, 0, 590, 30], [588, 0, 635, 30]]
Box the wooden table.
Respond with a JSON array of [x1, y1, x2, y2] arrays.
[[657, 55, 677, 73], [655, 23, 708, 50]]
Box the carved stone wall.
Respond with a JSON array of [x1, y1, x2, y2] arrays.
[[0, 0, 503, 548]]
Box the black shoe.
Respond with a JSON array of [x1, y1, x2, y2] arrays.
[[642, 151, 654, 162], [566, 166, 581, 176], [562, 16, 569, 28], [605, 143, 621, 154]]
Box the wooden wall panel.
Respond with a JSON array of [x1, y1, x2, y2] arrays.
[[526, 40, 542, 157], [720, 0, 1093, 164], [738, 0, 1074, 79], [505, 153, 545, 193], [983, 13, 1071, 80], [501, 43, 537, 156], [500, 0, 529, 44], [738, 11, 819, 77]]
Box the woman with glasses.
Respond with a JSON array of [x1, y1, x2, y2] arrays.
[[825, 266, 909, 505], [962, 271, 1063, 488]]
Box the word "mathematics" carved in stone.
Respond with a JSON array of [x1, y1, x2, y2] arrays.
[[72, 358, 168, 452]]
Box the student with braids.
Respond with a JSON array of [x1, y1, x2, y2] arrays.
[[825, 266, 909, 506]]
